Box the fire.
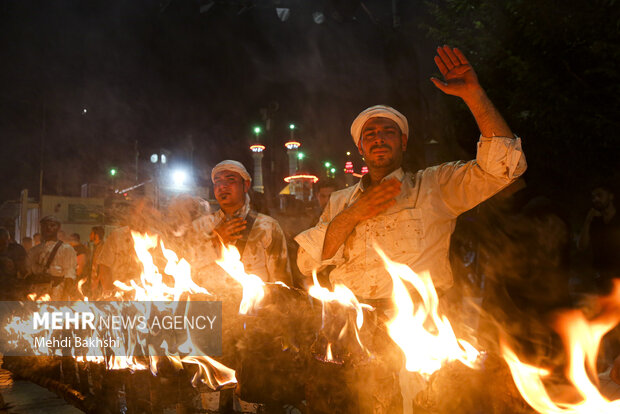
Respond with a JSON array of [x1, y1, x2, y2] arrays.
[[308, 272, 373, 359], [113, 232, 210, 301], [308, 272, 372, 332], [501, 280, 620, 413], [4, 231, 236, 390], [215, 243, 266, 315], [376, 245, 480, 377]]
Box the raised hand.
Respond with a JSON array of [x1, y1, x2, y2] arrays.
[[431, 45, 481, 99], [214, 217, 246, 245]]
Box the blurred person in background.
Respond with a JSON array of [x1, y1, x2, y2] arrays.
[[0, 227, 28, 300], [312, 178, 338, 224], [88, 225, 105, 297], [96, 198, 160, 297], [21, 236, 33, 252], [27, 216, 77, 299], [578, 184, 619, 293], [68, 232, 89, 279]]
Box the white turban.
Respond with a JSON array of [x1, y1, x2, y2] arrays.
[[350, 105, 409, 147], [211, 160, 252, 182]]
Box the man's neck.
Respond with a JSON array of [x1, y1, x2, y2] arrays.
[[367, 165, 400, 186], [221, 204, 244, 218]]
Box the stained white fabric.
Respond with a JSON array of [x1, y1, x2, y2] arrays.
[[296, 135, 527, 300]]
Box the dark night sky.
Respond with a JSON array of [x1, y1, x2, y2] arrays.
[[5, 0, 614, 216], [1, 0, 451, 203]]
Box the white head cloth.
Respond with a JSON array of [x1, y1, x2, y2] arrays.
[[211, 160, 252, 182], [350, 105, 409, 147]]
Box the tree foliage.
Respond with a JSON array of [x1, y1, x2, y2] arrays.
[[423, 0, 620, 196]]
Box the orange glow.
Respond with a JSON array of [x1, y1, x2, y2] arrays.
[[216, 243, 267, 315], [501, 280, 620, 413], [308, 272, 372, 359], [284, 174, 319, 183], [376, 244, 480, 377], [250, 144, 265, 152], [9, 232, 238, 390]]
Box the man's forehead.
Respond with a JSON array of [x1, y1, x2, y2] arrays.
[[362, 116, 400, 130], [214, 170, 243, 180], [593, 187, 610, 194]]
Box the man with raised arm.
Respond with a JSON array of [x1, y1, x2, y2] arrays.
[[296, 45, 527, 301]]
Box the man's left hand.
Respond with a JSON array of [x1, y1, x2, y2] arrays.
[[431, 45, 481, 99]]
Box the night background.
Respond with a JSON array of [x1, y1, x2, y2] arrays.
[[1, 0, 619, 225]]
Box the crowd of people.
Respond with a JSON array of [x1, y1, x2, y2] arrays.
[[0, 45, 618, 401]]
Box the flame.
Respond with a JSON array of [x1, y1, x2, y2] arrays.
[[4, 231, 236, 390], [308, 272, 373, 358], [325, 343, 334, 362], [215, 244, 266, 315], [376, 245, 480, 377], [501, 280, 620, 413]]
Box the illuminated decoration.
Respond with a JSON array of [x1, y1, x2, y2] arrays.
[[361, 166, 369, 174], [253, 126, 261, 135], [345, 161, 354, 174], [284, 174, 319, 184], [352, 173, 363, 178], [150, 154, 158, 163], [161, 154, 167, 164], [284, 141, 301, 150], [289, 124, 295, 130], [250, 144, 265, 193], [297, 152, 305, 160], [330, 168, 336, 173], [109, 168, 117, 177], [346, 151, 351, 156], [324, 161, 331, 168]]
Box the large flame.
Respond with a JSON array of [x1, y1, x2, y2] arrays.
[[215, 243, 266, 315], [376, 245, 480, 377], [5, 231, 236, 390], [501, 280, 620, 413]]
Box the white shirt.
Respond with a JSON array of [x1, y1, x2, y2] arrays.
[[192, 201, 292, 285], [295, 136, 527, 299], [28, 240, 77, 280]]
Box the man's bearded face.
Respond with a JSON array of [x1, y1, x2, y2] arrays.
[[592, 187, 613, 211], [358, 117, 407, 171], [213, 170, 248, 209], [41, 220, 60, 240]]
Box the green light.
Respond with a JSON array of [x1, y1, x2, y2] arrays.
[[324, 162, 331, 168], [109, 168, 117, 176], [330, 168, 336, 173], [289, 124, 295, 130], [253, 126, 261, 134], [297, 152, 305, 160]]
